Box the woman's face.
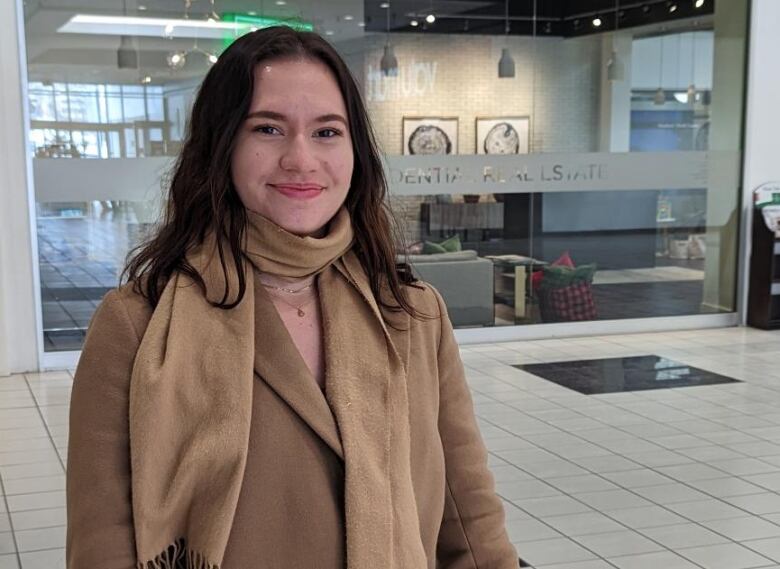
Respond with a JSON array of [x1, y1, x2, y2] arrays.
[[231, 57, 354, 237]]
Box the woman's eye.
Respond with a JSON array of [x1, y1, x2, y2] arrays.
[[316, 128, 341, 138], [252, 125, 280, 135]]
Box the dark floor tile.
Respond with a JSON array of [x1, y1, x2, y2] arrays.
[[516, 355, 740, 395]]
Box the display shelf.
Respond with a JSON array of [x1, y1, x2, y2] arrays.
[[747, 211, 780, 329]]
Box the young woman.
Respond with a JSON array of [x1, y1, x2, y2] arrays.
[[66, 26, 518, 569]]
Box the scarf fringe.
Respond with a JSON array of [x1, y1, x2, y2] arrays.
[[136, 538, 219, 569]]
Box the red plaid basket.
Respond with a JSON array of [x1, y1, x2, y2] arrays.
[[538, 280, 597, 322]]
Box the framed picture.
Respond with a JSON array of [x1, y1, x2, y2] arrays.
[[402, 117, 458, 155], [475, 116, 530, 155]]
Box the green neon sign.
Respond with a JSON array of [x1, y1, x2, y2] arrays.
[[220, 12, 313, 51]]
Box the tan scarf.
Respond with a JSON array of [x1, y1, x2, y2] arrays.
[[129, 207, 427, 569]]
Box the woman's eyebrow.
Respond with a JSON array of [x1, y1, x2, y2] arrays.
[[246, 110, 348, 127]]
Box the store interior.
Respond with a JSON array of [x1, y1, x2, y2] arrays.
[[20, 0, 744, 351]]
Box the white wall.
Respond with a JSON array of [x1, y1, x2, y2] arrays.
[[739, 0, 780, 322], [0, 0, 40, 375]]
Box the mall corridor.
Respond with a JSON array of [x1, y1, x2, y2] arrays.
[[3, 327, 780, 568]]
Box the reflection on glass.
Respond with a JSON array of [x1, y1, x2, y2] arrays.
[[24, 0, 747, 350]]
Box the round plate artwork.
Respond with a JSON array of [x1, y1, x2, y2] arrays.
[[408, 125, 452, 155], [483, 122, 519, 154]]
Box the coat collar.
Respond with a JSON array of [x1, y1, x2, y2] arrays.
[[251, 257, 411, 462], [252, 278, 344, 460]]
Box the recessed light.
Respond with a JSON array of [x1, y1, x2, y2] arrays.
[[425, 13, 435, 24], [592, 17, 602, 27], [380, 2, 389, 8], [138, 5, 147, 10], [140, 75, 151, 83], [410, 19, 419, 27], [275, 0, 286, 5], [358, 21, 365, 27], [694, 0, 705, 7], [669, 3, 678, 12], [248, 11, 257, 15], [344, 15, 354, 21], [325, 30, 334, 35]]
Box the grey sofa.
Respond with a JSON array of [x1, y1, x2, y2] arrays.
[[401, 250, 494, 328]]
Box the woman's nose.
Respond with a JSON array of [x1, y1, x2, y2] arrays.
[[279, 134, 318, 172]]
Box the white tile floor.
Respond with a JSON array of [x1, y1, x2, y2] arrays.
[[1, 326, 779, 568]]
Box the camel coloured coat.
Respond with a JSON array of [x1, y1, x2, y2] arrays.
[[66, 273, 519, 568]]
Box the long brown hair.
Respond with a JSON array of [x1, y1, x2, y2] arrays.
[[123, 26, 422, 317]]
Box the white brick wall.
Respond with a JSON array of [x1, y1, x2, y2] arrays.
[[359, 34, 602, 155]]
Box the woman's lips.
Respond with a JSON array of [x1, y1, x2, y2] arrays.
[[269, 183, 324, 200]]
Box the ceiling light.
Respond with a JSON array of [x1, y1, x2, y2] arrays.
[[425, 13, 436, 24], [410, 19, 418, 27], [358, 21, 365, 27], [325, 30, 334, 35], [694, 0, 705, 6], [380, 2, 390, 7], [380, 44, 398, 76], [673, 92, 688, 103], [167, 51, 187, 69], [344, 15, 354, 21], [498, 47, 515, 78], [248, 11, 257, 15], [58, 14, 300, 39], [592, 17, 602, 27], [275, 0, 286, 5], [573, 19, 581, 30], [140, 75, 152, 84], [668, 3, 678, 12], [208, 53, 218, 64], [117, 35, 138, 69], [138, 4, 147, 10], [642, 5, 651, 14]]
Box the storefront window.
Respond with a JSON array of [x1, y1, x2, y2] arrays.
[[23, 0, 748, 351]]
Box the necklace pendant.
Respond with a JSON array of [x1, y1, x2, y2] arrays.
[[297, 308, 305, 317]]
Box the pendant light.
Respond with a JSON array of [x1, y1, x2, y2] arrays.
[[380, 2, 398, 76], [687, 31, 696, 103], [654, 35, 666, 105], [117, 0, 138, 69], [606, 0, 624, 81], [497, 0, 515, 78]]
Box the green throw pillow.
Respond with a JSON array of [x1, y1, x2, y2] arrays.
[[540, 264, 597, 289], [422, 241, 447, 254], [422, 235, 462, 254], [439, 234, 462, 252]]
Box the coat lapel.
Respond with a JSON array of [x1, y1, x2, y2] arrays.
[[252, 279, 344, 460]]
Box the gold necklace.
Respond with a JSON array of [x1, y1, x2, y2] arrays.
[[260, 281, 313, 295], [269, 291, 314, 318]]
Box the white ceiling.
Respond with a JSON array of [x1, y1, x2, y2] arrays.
[[23, 0, 373, 84]]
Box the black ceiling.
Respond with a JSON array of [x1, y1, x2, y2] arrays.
[[364, 0, 715, 38]]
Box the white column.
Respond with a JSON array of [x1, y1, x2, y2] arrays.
[[0, 0, 41, 375], [737, 0, 780, 323], [702, 0, 749, 313], [598, 33, 632, 153]]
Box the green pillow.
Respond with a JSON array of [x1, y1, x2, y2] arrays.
[[422, 235, 462, 254], [422, 241, 447, 254], [439, 235, 462, 252], [540, 264, 597, 289]]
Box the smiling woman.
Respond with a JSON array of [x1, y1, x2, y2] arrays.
[[231, 59, 354, 237], [65, 25, 518, 569]]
